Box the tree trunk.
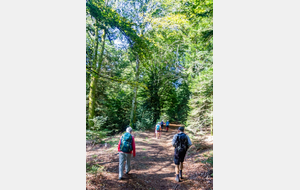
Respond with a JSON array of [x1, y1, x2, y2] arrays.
[[211, 106, 213, 136], [91, 22, 99, 69], [211, 116, 213, 136], [88, 29, 106, 128], [130, 56, 140, 128]]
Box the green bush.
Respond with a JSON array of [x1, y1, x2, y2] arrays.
[[136, 111, 153, 130], [202, 156, 213, 167], [86, 116, 109, 142], [86, 130, 107, 143], [88, 116, 107, 131], [86, 162, 105, 176]]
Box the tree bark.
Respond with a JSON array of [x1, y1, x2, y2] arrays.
[[211, 106, 213, 136], [211, 116, 213, 136]]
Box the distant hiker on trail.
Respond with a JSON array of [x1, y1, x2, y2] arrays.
[[171, 126, 192, 182], [166, 120, 170, 132], [155, 122, 161, 139], [118, 127, 136, 180], [160, 120, 165, 131]]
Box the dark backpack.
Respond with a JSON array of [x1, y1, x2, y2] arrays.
[[120, 132, 133, 153], [175, 133, 188, 153]]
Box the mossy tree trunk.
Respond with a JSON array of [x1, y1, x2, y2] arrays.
[[88, 28, 106, 128]]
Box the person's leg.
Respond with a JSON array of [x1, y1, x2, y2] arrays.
[[179, 162, 183, 170], [125, 153, 131, 174], [179, 162, 183, 179], [178, 152, 186, 179], [175, 164, 179, 175], [174, 150, 181, 182], [119, 153, 125, 179]]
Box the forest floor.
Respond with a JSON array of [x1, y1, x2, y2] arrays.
[[86, 123, 213, 190]]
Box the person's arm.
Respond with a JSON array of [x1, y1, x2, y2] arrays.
[[118, 136, 122, 152], [171, 134, 177, 147], [132, 136, 136, 157], [186, 135, 192, 148]]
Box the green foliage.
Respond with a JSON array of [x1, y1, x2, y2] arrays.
[[89, 116, 107, 131], [86, 130, 107, 142], [86, 116, 108, 142], [202, 155, 213, 167], [86, 0, 213, 139], [108, 139, 118, 146], [92, 155, 97, 159], [86, 0, 150, 59], [186, 67, 213, 133], [136, 111, 153, 130], [86, 163, 105, 176]]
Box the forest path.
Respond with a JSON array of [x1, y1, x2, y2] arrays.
[[86, 124, 211, 190]]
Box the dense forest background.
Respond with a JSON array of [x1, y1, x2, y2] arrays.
[[86, 0, 213, 140]]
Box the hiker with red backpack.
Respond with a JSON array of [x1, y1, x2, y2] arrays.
[[171, 126, 192, 182], [118, 127, 136, 180]]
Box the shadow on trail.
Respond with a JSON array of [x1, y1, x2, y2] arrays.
[[88, 123, 192, 190], [104, 172, 190, 190]]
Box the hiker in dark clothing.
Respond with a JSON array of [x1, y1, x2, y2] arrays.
[[171, 126, 192, 182], [160, 120, 165, 131], [117, 127, 136, 180]]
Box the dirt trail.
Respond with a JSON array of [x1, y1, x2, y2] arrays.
[[86, 123, 213, 190]]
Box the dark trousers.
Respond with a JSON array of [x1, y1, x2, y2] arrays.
[[174, 149, 186, 175]]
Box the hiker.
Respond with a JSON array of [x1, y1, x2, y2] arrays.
[[160, 120, 165, 131], [171, 126, 192, 182], [155, 122, 161, 139], [166, 120, 170, 132], [117, 127, 136, 180]]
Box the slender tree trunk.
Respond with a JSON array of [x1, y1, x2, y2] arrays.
[[91, 22, 100, 69], [211, 106, 213, 136], [130, 55, 140, 128], [211, 116, 213, 136], [88, 29, 106, 128]]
